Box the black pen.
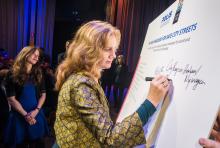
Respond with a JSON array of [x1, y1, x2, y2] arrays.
[[145, 77, 172, 81]]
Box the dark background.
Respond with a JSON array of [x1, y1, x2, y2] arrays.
[[52, 0, 107, 66]]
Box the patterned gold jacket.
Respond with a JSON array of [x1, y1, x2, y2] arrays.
[[54, 72, 146, 148]]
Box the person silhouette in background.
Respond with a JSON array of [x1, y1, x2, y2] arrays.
[[4, 46, 48, 148], [57, 40, 71, 64], [113, 54, 129, 112], [0, 69, 10, 146], [101, 58, 116, 100]]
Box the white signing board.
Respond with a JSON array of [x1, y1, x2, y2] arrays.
[[117, 0, 220, 147]]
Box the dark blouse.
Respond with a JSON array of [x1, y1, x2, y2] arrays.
[[5, 71, 46, 100]]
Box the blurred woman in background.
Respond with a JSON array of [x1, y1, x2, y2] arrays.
[[4, 46, 48, 148]]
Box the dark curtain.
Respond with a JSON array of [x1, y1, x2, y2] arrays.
[[0, 0, 56, 58], [0, 0, 18, 57], [106, 0, 175, 72]]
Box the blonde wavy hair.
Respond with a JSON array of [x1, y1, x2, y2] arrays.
[[55, 20, 121, 90], [12, 46, 42, 85]]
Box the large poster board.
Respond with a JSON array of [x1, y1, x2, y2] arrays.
[[117, 0, 220, 147]]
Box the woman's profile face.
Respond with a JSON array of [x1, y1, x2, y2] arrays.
[[117, 56, 123, 64], [98, 36, 118, 70], [27, 49, 40, 65]]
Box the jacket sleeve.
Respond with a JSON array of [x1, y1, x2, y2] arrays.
[[71, 81, 146, 147], [5, 71, 16, 98]]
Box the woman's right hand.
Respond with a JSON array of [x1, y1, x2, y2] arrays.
[[147, 75, 170, 107]]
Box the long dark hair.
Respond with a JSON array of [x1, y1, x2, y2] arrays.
[[12, 46, 42, 85]]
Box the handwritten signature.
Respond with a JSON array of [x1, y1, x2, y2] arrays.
[[155, 59, 205, 90]]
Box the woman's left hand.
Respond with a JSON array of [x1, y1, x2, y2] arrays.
[[29, 109, 39, 119]]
